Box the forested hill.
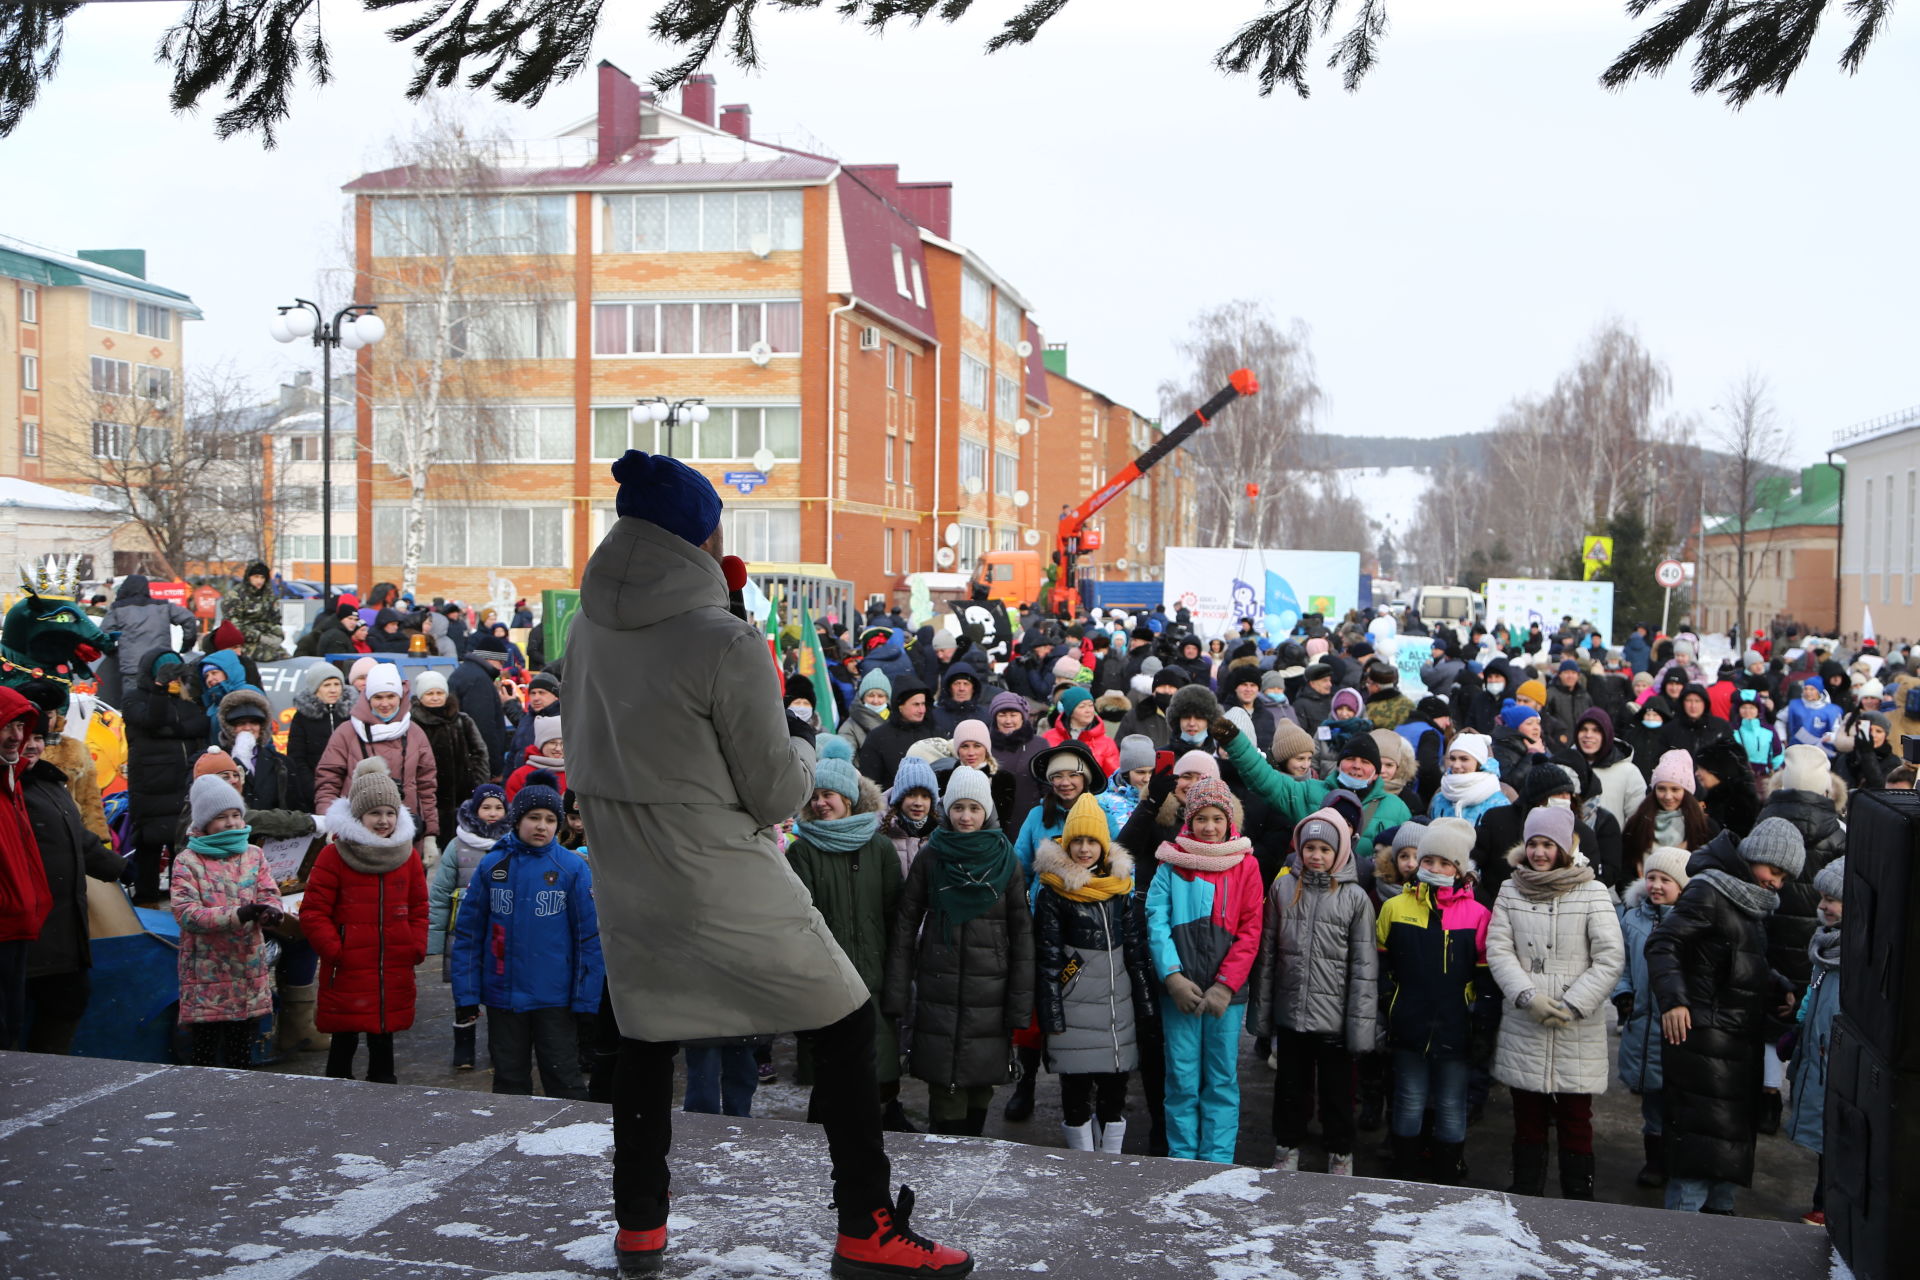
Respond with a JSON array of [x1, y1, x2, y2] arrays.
[[1296, 434, 1490, 470]]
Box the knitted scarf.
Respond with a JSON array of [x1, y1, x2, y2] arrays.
[[357, 711, 414, 744], [1439, 769, 1501, 809], [1696, 868, 1779, 918], [926, 827, 1017, 942], [1508, 861, 1595, 902], [526, 751, 564, 770], [1039, 869, 1133, 903], [1154, 833, 1252, 873], [187, 826, 252, 859], [1809, 924, 1842, 969], [795, 811, 881, 853], [1653, 806, 1688, 848]]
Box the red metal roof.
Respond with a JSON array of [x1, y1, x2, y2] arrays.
[[343, 150, 836, 193], [835, 172, 938, 342]]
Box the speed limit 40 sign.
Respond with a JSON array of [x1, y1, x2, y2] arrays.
[[1655, 560, 1684, 589]]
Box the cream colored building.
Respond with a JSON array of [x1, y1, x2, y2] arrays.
[[1832, 405, 1920, 646]]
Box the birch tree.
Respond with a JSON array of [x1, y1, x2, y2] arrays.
[[1699, 373, 1792, 639]]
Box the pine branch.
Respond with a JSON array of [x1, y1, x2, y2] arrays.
[[157, 0, 328, 145], [1214, 0, 1340, 98], [0, 1, 84, 138]]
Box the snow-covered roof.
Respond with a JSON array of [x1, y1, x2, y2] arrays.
[[0, 477, 120, 514], [0, 233, 202, 316]]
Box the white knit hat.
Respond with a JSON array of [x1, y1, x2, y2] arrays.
[[1448, 733, 1491, 767], [1416, 816, 1478, 880], [533, 714, 563, 748], [364, 663, 404, 699], [942, 765, 996, 823], [412, 670, 449, 698], [1643, 846, 1693, 891]]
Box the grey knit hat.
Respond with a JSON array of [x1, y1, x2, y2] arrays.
[[1813, 856, 1846, 901], [1117, 734, 1156, 774], [942, 765, 996, 823], [189, 774, 247, 833], [1740, 816, 1807, 880], [1416, 816, 1479, 880]]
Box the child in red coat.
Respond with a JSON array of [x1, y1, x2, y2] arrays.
[[304, 756, 428, 1083], [505, 714, 565, 800]]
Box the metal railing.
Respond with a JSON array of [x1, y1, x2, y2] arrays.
[[1832, 404, 1920, 447]]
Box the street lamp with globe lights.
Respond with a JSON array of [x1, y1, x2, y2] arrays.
[[270, 299, 383, 604], [631, 396, 710, 459]]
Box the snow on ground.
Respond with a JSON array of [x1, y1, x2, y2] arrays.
[[1330, 465, 1433, 553]]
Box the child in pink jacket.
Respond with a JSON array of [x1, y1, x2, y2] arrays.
[[171, 774, 283, 1068]]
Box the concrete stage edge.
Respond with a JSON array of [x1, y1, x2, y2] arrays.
[[0, 1053, 1833, 1279]]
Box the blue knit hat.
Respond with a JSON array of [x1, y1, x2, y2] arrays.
[[612, 450, 723, 546], [817, 735, 854, 763], [509, 772, 565, 827], [1499, 702, 1540, 731], [890, 756, 939, 805], [813, 757, 861, 807]]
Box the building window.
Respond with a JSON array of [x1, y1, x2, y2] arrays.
[[91, 421, 133, 459], [885, 343, 896, 389], [591, 404, 799, 462], [901, 351, 913, 396], [89, 291, 130, 331], [995, 296, 1020, 346], [375, 404, 575, 464], [720, 504, 801, 562], [994, 373, 1019, 422], [994, 449, 1018, 497], [136, 364, 173, 403], [909, 262, 926, 308], [959, 355, 988, 410], [900, 531, 913, 573], [280, 534, 356, 562], [1863, 478, 1873, 577], [882, 528, 893, 575], [901, 438, 913, 487], [403, 301, 572, 359], [22, 422, 39, 457], [997, 526, 1017, 552], [884, 434, 895, 482], [961, 271, 989, 327], [1886, 472, 1897, 604], [373, 194, 571, 256], [1908, 470, 1915, 606], [959, 437, 987, 493], [603, 189, 803, 254], [957, 522, 987, 572], [90, 356, 131, 396], [19, 354, 36, 391], [591, 299, 800, 356], [890, 246, 910, 298], [375, 504, 565, 567], [19, 287, 36, 323], [136, 303, 172, 340]]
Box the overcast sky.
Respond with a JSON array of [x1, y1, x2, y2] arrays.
[[2, 1, 1913, 466]]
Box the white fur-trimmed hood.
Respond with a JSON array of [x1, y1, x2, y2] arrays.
[[1032, 837, 1135, 891]]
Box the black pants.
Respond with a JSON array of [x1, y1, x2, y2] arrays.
[[613, 1000, 890, 1234], [22, 969, 91, 1054], [0, 940, 30, 1051], [1060, 1072, 1130, 1126], [1272, 1028, 1355, 1155], [489, 1006, 585, 1098], [130, 815, 176, 903], [189, 1019, 253, 1068], [1137, 1014, 1169, 1155], [326, 1031, 396, 1081]]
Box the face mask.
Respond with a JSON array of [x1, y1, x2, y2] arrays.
[[1262, 691, 1286, 704], [1337, 771, 1371, 791], [1417, 867, 1458, 888], [1179, 729, 1207, 745], [1642, 716, 1663, 729], [1545, 795, 1573, 809], [789, 703, 812, 718], [1153, 692, 1174, 711], [1485, 681, 1506, 696], [376, 704, 400, 723]]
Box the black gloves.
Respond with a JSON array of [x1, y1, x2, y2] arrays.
[[1147, 768, 1180, 809], [1613, 992, 1635, 1025], [455, 1006, 480, 1026], [787, 709, 818, 748]]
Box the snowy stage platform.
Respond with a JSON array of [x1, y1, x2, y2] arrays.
[[1, 1053, 1831, 1279]]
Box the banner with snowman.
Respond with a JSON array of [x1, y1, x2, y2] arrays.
[[1163, 548, 1362, 639]]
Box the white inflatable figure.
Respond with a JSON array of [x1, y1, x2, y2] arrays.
[[1366, 606, 1399, 663]]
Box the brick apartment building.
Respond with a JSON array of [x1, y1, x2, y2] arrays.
[[339, 63, 1190, 606]]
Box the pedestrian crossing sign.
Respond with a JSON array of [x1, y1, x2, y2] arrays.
[[1582, 536, 1613, 581]]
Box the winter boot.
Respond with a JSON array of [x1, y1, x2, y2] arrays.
[[1061, 1121, 1095, 1151], [1559, 1150, 1596, 1201], [832, 1186, 973, 1278], [1273, 1146, 1300, 1172], [1098, 1119, 1127, 1154], [1636, 1134, 1667, 1188], [614, 1226, 667, 1276], [962, 1108, 989, 1137], [1390, 1134, 1426, 1182], [1003, 1049, 1039, 1122], [276, 983, 322, 1053], [1758, 1089, 1783, 1136], [882, 1100, 922, 1134], [1506, 1142, 1549, 1197], [452, 1023, 477, 1072], [1430, 1140, 1468, 1186], [1327, 1152, 1354, 1176]]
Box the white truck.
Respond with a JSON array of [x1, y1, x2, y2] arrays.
[[1414, 585, 1481, 628]]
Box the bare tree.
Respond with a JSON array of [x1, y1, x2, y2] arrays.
[[1161, 301, 1328, 550], [48, 362, 261, 578], [359, 97, 570, 597], [1698, 372, 1793, 639]]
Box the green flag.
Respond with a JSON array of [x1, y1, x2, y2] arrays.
[[796, 600, 838, 734]]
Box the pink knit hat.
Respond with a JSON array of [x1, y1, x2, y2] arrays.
[[1173, 749, 1221, 781], [1651, 748, 1696, 794], [951, 719, 990, 750], [1305, 637, 1330, 658]]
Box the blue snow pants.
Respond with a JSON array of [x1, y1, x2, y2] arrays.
[[1161, 1003, 1245, 1162]]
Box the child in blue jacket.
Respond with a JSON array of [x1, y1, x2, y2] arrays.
[[452, 778, 604, 1099]]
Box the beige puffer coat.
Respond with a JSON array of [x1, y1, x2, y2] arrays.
[[1486, 844, 1626, 1096]]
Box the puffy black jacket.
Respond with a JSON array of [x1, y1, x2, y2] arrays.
[[883, 844, 1034, 1090], [121, 652, 210, 822], [448, 654, 508, 777], [285, 689, 352, 812], [857, 680, 940, 786], [930, 663, 988, 736], [1753, 788, 1845, 1034], [1645, 832, 1777, 1185], [22, 759, 121, 977]]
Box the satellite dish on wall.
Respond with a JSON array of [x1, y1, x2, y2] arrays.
[[1022, 529, 1040, 547], [748, 233, 773, 258], [1014, 418, 1031, 436], [1116, 557, 1130, 571], [963, 476, 983, 496], [747, 340, 773, 367], [1016, 340, 1033, 358], [751, 448, 775, 471], [943, 523, 961, 548], [934, 547, 956, 568], [1013, 490, 1029, 509]]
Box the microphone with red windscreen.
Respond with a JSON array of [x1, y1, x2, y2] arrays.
[[721, 555, 749, 622]]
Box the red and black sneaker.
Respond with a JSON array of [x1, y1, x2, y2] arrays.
[[831, 1186, 973, 1278], [614, 1226, 667, 1276]]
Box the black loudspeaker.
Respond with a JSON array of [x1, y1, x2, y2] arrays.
[[1839, 788, 1920, 1071], [1825, 1014, 1920, 1280]]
